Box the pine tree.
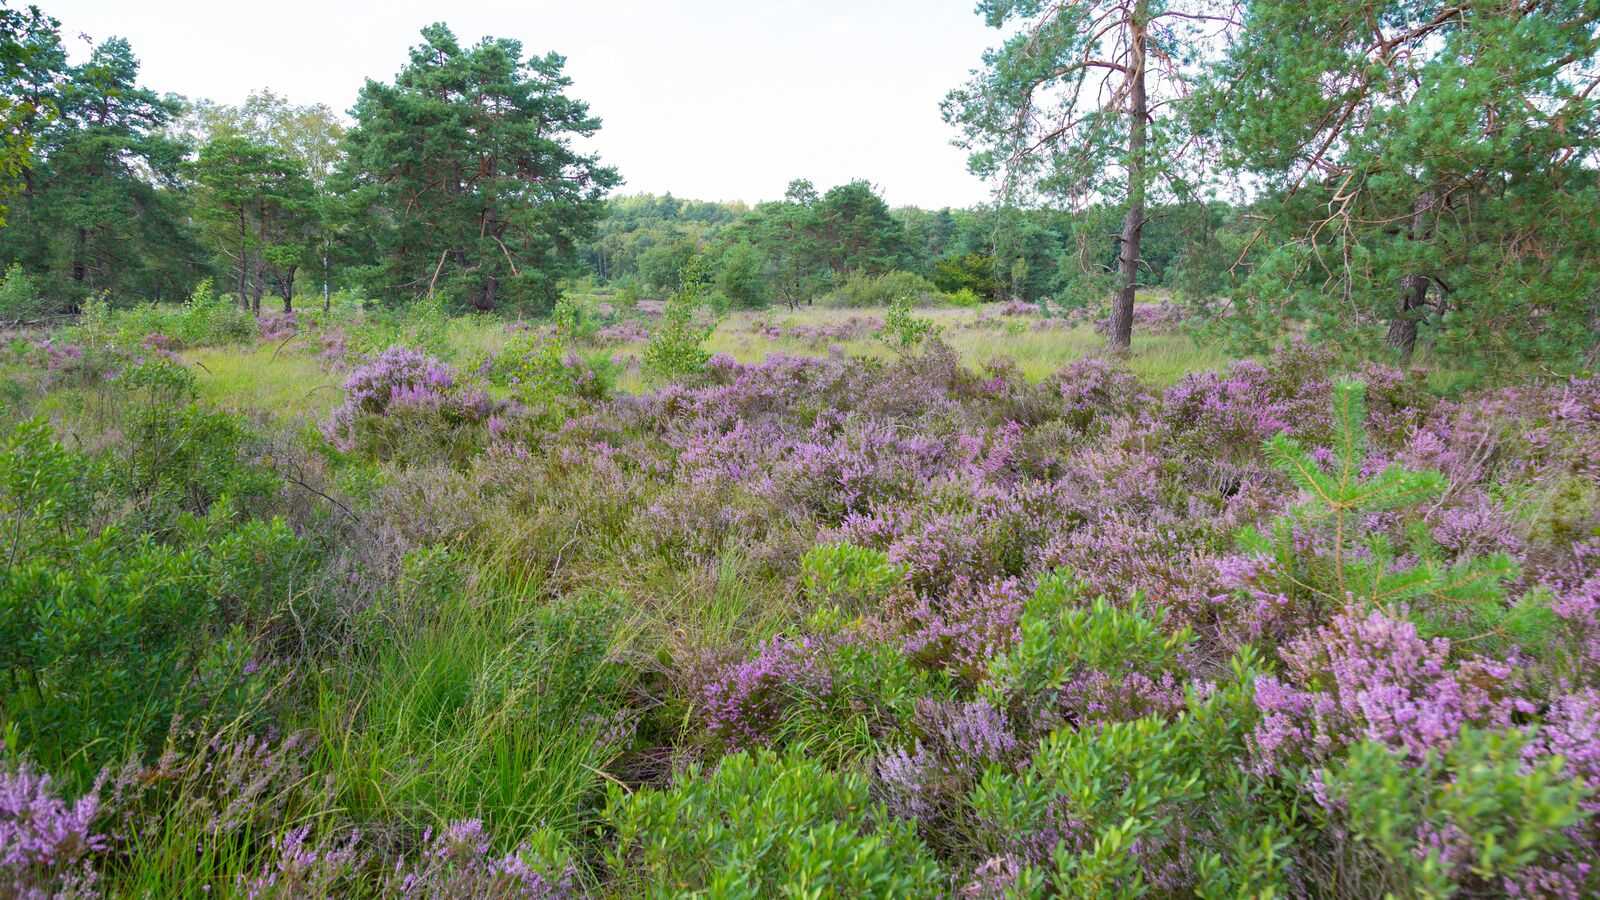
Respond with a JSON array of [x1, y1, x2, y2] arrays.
[[340, 23, 619, 313], [1205, 0, 1600, 368]]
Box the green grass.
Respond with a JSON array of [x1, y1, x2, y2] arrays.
[[306, 554, 623, 847], [173, 301, 1232, 424], [641, 301, 1231, 389], [187, 342, 342, 420]]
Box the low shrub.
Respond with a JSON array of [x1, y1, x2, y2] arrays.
[[878, 296, 940, 350], [321, 346, 499, 462], [602, 749, 942, 897]]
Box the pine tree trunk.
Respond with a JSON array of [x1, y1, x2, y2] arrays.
[[1386, 190, 1436, 361], [281, 266, 295, 312], [72, 227, 86, 285], [1109, 2, 1148, 352], [237, 210, 250, 308]]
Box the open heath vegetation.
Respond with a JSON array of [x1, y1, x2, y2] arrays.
[[2, 1, 1599, 897]]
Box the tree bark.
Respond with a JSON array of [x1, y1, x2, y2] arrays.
[[72, 227, 86, 285], [281, 266, 296, 312], [237, 209, 249, 308], [1386, 189, 1436, 361], [1109, 1, 1148, 352]]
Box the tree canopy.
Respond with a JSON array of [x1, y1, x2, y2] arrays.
[[340, 23, 619, 313]]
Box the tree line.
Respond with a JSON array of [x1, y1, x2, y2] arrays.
[[0, 13, 616, 318], [2, 1, 1597, 370]]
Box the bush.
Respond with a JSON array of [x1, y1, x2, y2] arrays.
[[0, 415, 301, 779], [968, 650, 1295, 896], [643, 287, 715, 379], [1318, 729, 1589, 897], [945, 287, 982, 308], [602, 749, 942, 897], [800, 542, 906, 614], [0, 263, 48, 324], [877, 296, 940, 350], [828, 270, 942, 308], [982, 571, 1195, 733], [322, 346, 499, 462], [492, 334, 613, 423], [550, 294, 597, 343]]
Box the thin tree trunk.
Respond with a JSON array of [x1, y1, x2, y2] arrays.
[[253, 205, 268, 316], [281, 266, 295, 312], [1109, 1, 1148, 352], [237, 209, 249, 308], [1386, 189, 1435, 361], [72, 227, 86, 285], [478, 274, 497, 312]]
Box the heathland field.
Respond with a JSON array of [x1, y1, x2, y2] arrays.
[[4, 289, 1598, 897], [4, 1, 1600, 896]]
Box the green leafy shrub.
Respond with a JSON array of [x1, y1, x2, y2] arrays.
[[643, 285, 715, 379], [878, 295, 939, 350], [772, 638, 956, 766], [970, 649, 1295, 897], [0, 418, 301, 779], [1318, 729, 1589, 897], [983, 571, 1194, 729], [171, 278, 253, 347], [0, 262, 47, 323], [800, 541, 906, 614], [602, 749, 942, 897], [494, 333, 613, 416], [830, 270, 942, 308], [550, 294, 597, 343], [945, 286, 982, 308], [115, 360, 279, 532]]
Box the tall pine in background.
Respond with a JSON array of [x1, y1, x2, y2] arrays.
[[340, 23, 619, 313]]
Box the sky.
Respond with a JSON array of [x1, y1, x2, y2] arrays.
[[46, 0, 1003, 209]]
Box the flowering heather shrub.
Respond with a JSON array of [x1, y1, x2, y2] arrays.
[[238, 825, 363, 899], [256, 310, 297, 342], [1161, 360, 1291, 464], [874, 698, 1021, 850], [1043, 356, 1152, 433], [1, 763, 106, 896], [138, 332, 180, 362], [701, 635, 833, 748], [591, 318, 651, 345], [384, 820, 577, 899], [322, 346, 500, 459], [748, 314, 882, 345], [1251, 607, 1535, 771]]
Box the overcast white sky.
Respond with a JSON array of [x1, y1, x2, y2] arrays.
[[46, 0, 1000, 209]]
